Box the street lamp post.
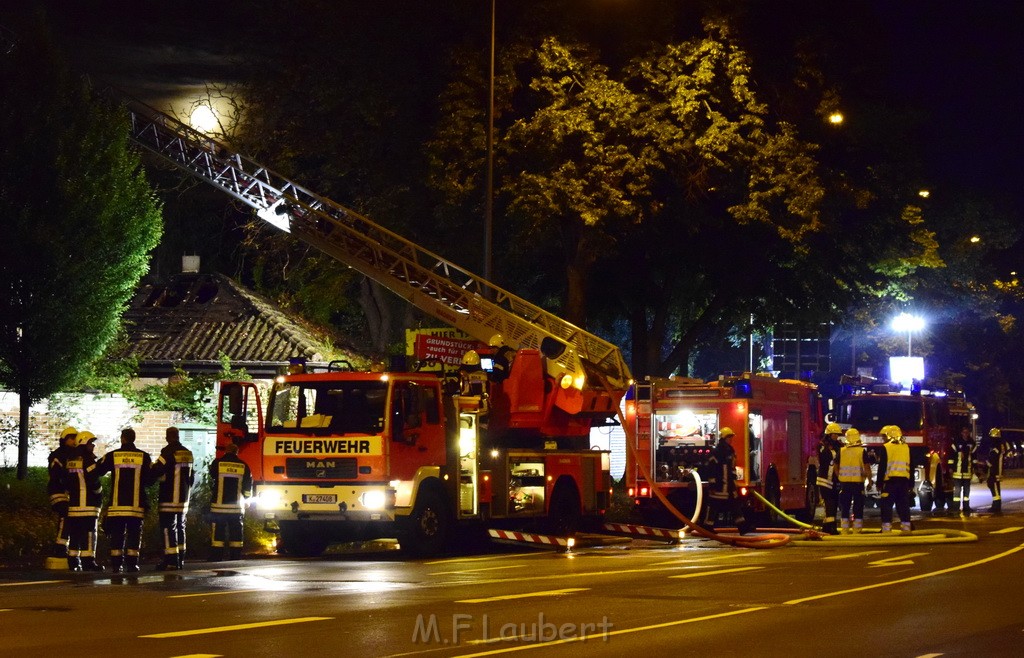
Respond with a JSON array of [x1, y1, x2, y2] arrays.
[[484, 0, 496, 283], [891, 312, 925, 357]]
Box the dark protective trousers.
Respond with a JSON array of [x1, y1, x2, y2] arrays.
[[880, 477, 912, 527], [952, 477, 972, 513], [838, 482, 865, 521], [988, 477, 1002, 511], [66, 516, 98, 559], [159, 511, 186, 560], [819, 485, 838, 529], [210, 512, 244, 556], [106, 517, 143, 561]]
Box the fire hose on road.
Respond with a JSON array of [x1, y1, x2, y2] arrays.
[[750, 490, 978, 545]]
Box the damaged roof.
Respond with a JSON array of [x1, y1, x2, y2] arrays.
[[120, 272, 342, 377]]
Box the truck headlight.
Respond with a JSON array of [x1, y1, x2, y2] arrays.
[[255, 488, 283, 510], [359, 490, 387, 510]]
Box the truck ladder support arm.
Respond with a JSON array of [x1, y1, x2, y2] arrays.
[[123, 98, 631, 392]]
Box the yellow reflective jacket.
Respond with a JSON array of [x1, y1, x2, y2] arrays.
[[883, 441, 911, 480]]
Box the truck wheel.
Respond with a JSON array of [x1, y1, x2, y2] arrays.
[[546, 481, 582, 536], [277, 521, 329, 557], [762, 467, 782, 525], [918, 487, 933, 512], [402, 488, 451, 557]]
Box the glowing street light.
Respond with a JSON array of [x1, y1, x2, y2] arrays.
[[189, 104, 218, 134], [827, 111, 844, 125], [891, 312, 925, 357]]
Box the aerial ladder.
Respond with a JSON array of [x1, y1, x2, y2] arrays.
[[123, 99, 632, 417]]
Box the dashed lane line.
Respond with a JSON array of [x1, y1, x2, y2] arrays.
[[822, 550, 888, 560], [168, 589, 262, 599], [669, 566, 764, 579], [140, 617, 333, 639], [868, 552, 930, 567], [456, 587, 589, 604], [430, 564, 524, 576]]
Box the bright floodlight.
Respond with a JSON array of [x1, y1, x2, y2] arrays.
[[189, 104, 218, 133], [828, 111, 844, 125], [891, 313, 925, 333], [892, 312, 925, 357]]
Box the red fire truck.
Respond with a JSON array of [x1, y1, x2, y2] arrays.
[[626, 373, 825, 524], [124, 99, 632, 556], [831, 375, 977, 507]]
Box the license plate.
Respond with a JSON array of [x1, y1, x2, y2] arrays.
[[302, 494, 338, 504]]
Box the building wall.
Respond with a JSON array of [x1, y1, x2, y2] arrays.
[[0, 391, 214, 468]]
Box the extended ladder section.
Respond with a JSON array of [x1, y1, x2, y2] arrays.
[[124, 99, 632, 395]]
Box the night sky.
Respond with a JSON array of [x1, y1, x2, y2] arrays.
[[3, 0, 1022, 218]]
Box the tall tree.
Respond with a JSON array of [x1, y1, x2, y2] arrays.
[[432, 21, 872, 378], [0, 19, 162, 478]]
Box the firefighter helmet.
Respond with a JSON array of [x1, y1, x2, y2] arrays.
[[719, 427, 735, 439], [825, 422, 843, 436], [845, 428, 861, 445], [462, 350, 481, 367], [60, 426, 78, 440], [74, 430, 96, 447], [881, 425, 903, 441], [989, 428, 1002, 438]]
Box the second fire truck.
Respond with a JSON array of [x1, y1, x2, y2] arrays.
[[626, 373, 825, 525], [832, 375, 977, 508]]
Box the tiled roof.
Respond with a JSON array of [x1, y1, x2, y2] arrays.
[[121, 273, 344, 373]]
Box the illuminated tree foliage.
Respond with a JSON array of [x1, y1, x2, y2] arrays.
[[430, 19, 938, 378], [0, 22, 162, 478]]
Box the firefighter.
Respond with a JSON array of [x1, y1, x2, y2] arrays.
[[45, 426, 77, 566], [208, 442, 253, 561], [703, 427, 750, 534], [837, 428, 872, 533], [816, 422, 843, 535], [96, 428, 152, 573], [62, 430, 104, 571], [987, 428, 1005, 514], [947, 426, 974, 516], [149, 427, 195, 570], [877, 425, 913, 533], [923, 445, 948, 516]]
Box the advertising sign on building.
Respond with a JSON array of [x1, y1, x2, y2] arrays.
[[405, 328, 487, 367]]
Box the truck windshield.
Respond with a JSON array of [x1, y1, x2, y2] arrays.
[[838, 398, 923, 432], [268, 381, 387, 435]]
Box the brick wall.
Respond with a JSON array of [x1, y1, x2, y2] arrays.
[[0, 392, 209, 467]]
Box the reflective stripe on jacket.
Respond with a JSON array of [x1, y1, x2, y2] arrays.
[[816, 443, 837, 488], [948, 444, 973, 479], [152, 443, 195, 513], [838, 446, 868, 483], [99, 446, 152, 518], [884, 441, 911, 480], [63, 453, 102, 518], [209, 454, 254, 514]]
